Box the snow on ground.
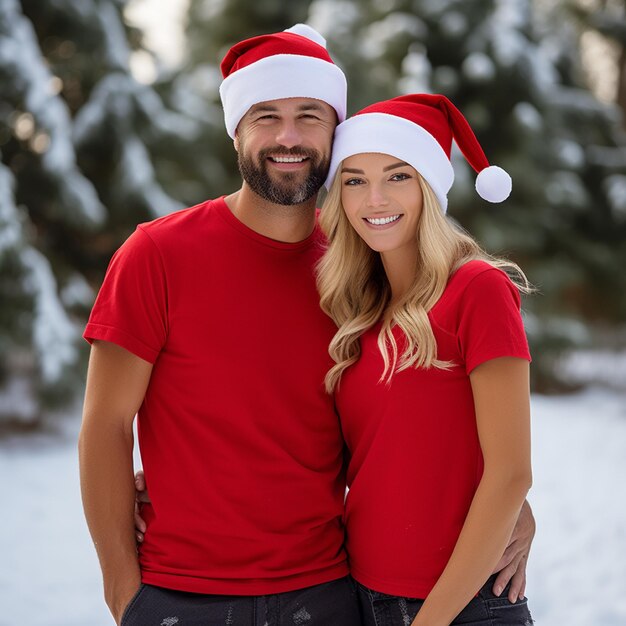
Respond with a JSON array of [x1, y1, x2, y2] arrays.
[[525, 390, 626, 625], [1, 389, 625, 625]]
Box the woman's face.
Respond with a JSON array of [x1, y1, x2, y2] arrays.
[[340, 152, 423, 256]]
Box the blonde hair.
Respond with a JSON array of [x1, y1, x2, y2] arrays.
[[316, 169, 530, 393]]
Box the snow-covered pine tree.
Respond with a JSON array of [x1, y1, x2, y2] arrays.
[[552, 0, 626, 303], [0, 0, 188, 428]]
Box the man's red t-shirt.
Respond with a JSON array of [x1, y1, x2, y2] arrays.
[[335, 261, 531, 598], [84, 197, 348, 595]]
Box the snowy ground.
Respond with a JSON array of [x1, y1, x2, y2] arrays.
[[1, 389, 625, 626]]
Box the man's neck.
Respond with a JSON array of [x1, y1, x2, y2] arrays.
[[224, 184, 318, 243]]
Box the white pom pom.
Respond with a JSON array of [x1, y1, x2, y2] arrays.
[[475, 166, 512, 203], [284, 24, 327, 48]]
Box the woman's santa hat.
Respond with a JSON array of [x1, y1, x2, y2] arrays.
[[325, 94, 512, 212], [219, 24, 347, 138]]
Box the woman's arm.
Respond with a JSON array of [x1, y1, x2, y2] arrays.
[[78, 340, 153, 625], [411, 356, 532, 626]]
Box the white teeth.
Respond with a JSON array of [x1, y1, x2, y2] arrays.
[[271, 156, 306, 163], [365, 215, 401, 225]]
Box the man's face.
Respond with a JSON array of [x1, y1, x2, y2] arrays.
[[235, 97, 337, 205]]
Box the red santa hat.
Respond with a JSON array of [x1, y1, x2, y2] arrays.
[[219, 24, 347, 138], [325, 94, 512, 212]]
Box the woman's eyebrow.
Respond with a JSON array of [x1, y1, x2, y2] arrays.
[[383, 161, 410, 172], [341, 161, 409, 174]]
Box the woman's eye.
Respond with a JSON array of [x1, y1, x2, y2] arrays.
[[344, 178, 364, 186], [390, 172, 411, 181]]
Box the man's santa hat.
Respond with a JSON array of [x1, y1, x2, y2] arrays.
[[219, 24, 347, 138], [325, 94, 512, 212]]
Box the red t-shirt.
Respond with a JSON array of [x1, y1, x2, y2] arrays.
[[335, 261, 531, 598], [84, 197, 348, 595]]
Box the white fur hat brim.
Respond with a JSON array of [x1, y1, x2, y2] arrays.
[[325, 112, 454, 213], [219, 54, 347, 138]]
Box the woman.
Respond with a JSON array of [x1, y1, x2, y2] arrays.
[[316, 94, 534, 626]]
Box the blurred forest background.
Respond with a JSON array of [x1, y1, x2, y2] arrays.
[[1, 0, 625, 432]]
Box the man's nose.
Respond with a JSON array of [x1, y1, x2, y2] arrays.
[[274, 121, 303, 149]]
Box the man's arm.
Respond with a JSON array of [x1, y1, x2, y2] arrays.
[[491, 499, 535, 601], [78, 340, 153, 625]]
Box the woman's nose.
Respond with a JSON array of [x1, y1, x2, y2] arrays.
[[366, 185, 389, 209]]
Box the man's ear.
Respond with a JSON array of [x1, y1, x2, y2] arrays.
[[233, 131, 240, 153]]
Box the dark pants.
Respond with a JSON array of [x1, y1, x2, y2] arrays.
[[121, 576, 362, 626], [357, 574, 533, 626]]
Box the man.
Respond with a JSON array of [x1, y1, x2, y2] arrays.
[[79, 24, 534, 626]]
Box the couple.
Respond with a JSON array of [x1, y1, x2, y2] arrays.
[[79, 24, 534, 626]]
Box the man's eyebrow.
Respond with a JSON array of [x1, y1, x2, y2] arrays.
[[248, 104, 278, 114], [341, 161, 409, 174], [296, 102, 326, 112], [247, 102, 328, 115]]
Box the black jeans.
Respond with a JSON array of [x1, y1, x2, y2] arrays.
[[357, 574, 533, 626], [121, 576, 362, 626]]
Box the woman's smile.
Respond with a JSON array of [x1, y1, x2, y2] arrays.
[[363, 214, 403, 227]]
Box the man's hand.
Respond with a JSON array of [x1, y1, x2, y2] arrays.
[[134, 470, 151, 543], [491, 499, 535, 601]]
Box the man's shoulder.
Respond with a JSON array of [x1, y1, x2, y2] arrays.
[[134, 198, 232, 255], [139, 198, 221, 238]]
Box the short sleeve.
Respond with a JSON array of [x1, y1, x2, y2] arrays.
[[457, 268, 530, 374], [84, 226, 168, 363]]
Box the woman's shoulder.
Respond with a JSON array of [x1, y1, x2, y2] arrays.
[[446, 259, 508, 293], [435, 260, 518, 316], [430, 260, 522, 340]]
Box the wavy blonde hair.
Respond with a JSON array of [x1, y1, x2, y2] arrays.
[[316, 169, 530, 393]]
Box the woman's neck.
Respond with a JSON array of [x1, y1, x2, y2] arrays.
[[380, 246, 419, 304]]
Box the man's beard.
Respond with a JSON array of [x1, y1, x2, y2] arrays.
[[238, 146, 330, 206]]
